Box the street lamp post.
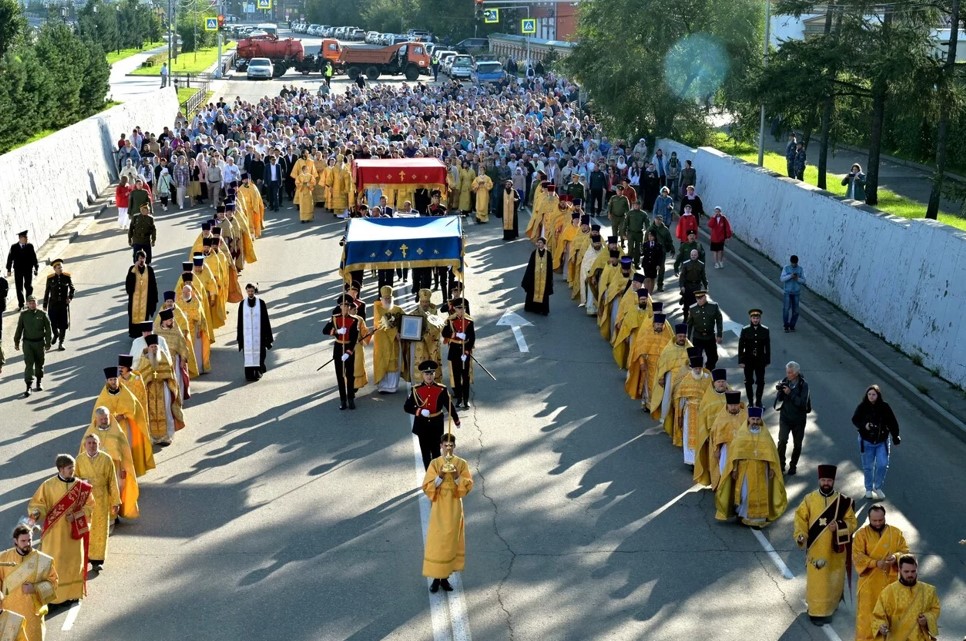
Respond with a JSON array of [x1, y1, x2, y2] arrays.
[[757, 0, 771, 167]]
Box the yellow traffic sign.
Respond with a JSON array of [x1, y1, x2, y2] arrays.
[[256, 0, 271, 9], [483, 8, 499, 24], [204, 17, 218, 31], [521, 18, 536, 35]]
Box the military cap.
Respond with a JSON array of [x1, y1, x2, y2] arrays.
[[418, 360, 438, 372]]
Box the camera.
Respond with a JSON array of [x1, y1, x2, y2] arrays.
[[776, 378, 788, 392]]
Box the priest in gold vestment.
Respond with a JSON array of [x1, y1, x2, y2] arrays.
[[0, 524, 58, 641], [625, 312, 672, 406], [673, 353, 712, 455], [422, 434, 473, 593], [853, 506, 909, 641], [93, 370, 155, 477], [81, 407, 139, 520], [373, 286, 403, 393], [794, 465, 857, 623], [693, 369, 729, 486], [27, 455, 93, 604], [137, 335, 185, 445], [74, 434, 120, 570], [871, 555, 940, 641], [649, 324, 692, 432]]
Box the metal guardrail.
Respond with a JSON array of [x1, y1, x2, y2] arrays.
[[174, 72, 212, 115]]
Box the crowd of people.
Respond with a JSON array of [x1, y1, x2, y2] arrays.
[[0, 68, 946, 640]]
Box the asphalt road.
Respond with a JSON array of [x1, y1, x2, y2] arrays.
[[1, 73, 964, 641]]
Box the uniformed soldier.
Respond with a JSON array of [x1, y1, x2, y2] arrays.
[[43, 258, 75, 351], [5, 230, 39, 310], [625, 202, 650, 269], [687, 290, 723, 368], [673, 229, 706, 273], [737, 307, 771, 407], [443, 281, 472, 316], [404, 360, 461, 469], [441, 298, 476, 409], [322, 295, 362, 410], [678, 249, 708, 322], [13, 295, 52, 397]]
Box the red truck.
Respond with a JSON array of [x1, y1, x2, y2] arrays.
[[235, 34, 313, 76]]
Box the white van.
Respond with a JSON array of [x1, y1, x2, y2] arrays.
[[256, 22, 278, 37]]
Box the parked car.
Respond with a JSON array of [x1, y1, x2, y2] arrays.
[[450, 55, 473, 79], [472, 60, 504, 83], [246, 57, 274, 80], [435, 50, 457, 72], [348, 28, 365, 40], [455, 38, 489, 55]]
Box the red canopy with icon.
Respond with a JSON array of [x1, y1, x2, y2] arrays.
[[351, 158, 448, 192]]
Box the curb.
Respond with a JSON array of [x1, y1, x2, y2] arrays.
[[832, 143, 966, 185], [705, 225, 966, 442]]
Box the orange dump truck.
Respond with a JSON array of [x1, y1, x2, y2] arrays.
[[334, 41, 432, 81]]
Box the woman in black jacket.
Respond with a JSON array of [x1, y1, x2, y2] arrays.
[[850, 384, 901, 500]]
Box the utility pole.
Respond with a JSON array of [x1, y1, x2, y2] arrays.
[[215, 0, 223, 78], [167, 0, 174, 76], [756, 0, 771, 167]]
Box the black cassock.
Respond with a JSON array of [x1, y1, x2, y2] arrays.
[[521, 248, 553, 315], [237, 296, 274, 381]]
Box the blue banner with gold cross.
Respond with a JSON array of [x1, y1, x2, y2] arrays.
[[342, 216, 464, 273]]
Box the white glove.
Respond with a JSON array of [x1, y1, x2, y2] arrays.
[[456, 332, 466, 340], [460, 355, 468, 363], [336, 327, 347, 335], [341, 353, 350, 362], [420, 409, 431, 417]]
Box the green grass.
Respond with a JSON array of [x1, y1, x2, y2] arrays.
[[129, 42, 235, 76], [177, 87, 214, 115], [710, 132, 966, 231], [105, 41, 165, 65]]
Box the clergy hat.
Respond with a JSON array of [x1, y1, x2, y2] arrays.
[[159, 308, 174, 321], [450, 297, 465, 309], [749, 308, 763, 317], [201, 222, 212, 231], [607, 236, 618, 244], [689, 355, 703, 368], [203, 238, 214, 247], [559, 195, 572, 205], [17, 230, 28, 237], [181, 261, 193, 272], [103, 367, 118, 380], [674, 322, 688, 334], [118, 354, 134, 368], [418, 360, 438, 373], [193, 256, 205, 267], [817, 464, 837, 480], [546, 185, 556, 193], [711, 368, 727, 381], [140, 321, 154, 332], [632, 273, 645, 284], [637, 288, 649, 299], [226, 202, 236, 211], [608, 249, 620, 258], [144, 334, 159, 346], [212, 226, 222, 235], [241, 172, 250, 180], [725, 391, 741, 404], [379, 285, 392, 298], [748, 407, 763, 418], [687, 346, 702, 359], [693, 289, 707, 297], [216, 205, 226, 213], [163, 290, 176, 301], [418, 288, 432, 302], [590, 233, 601, 242], [651, 301, 664, 312], [620, 257, 632, 267], [51, 258, 64, 266], [573, 198, 583, 207], [580, 215, 590, 225], [653, 313, 666, 324], [182, 273, 194, 282], [571, 211, 580, 219], [590, 224, 601, 232]]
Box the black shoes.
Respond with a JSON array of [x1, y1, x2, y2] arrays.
[[339, 403, 347, 410], [430, 579, 440, 593], [23, 387, 31, 398], [35, 382, 42, 391], [440, 579, 453, 592], [348, 399, 356, 410], [786, 467, 797, 476], [57, 343, 65, 351]]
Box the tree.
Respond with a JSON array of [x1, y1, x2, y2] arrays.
[[34, 23, 90, 126], [0, 0, 26, 59], [564, 0, 763, 145], [927, 0, 963, 219]]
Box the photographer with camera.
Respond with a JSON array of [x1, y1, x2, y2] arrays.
[[850, 385, 900, 499], [774, 361, 810, 475]]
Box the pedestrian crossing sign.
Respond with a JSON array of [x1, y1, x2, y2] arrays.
[[521, 18, 536, 34], [256, 0, 271, 9], [204, 17, 218, 31], [483, 8, 499, 23]]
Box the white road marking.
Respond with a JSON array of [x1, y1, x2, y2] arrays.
[[410, 417, 473, 641], [750, 528, 795, 579], [61, 601, 82, 631], [496, 310, 532, 353], [642, 426, 666, 436], [596, 484, 702, 549]]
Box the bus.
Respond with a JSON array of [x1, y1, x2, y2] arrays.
[[257, 23, 278, 37]]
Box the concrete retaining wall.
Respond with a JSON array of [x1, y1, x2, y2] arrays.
[[0, 90, 179, 255], [658, 138, 966, 388]]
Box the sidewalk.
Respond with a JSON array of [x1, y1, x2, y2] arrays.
[[758, 132, 963, 216], [108, 43, 169, 102]]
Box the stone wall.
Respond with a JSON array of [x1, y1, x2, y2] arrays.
[[658, 138, 966, 388], [0, 91, 179, 255]]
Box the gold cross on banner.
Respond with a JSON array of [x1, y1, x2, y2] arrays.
[[375, 174, 380, 179], [400, 244, 409, 258], [819, 518, 827, 527], [398, 170, 406, 180]]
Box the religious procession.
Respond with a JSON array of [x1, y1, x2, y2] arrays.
[[0, 165, 270, 640]]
